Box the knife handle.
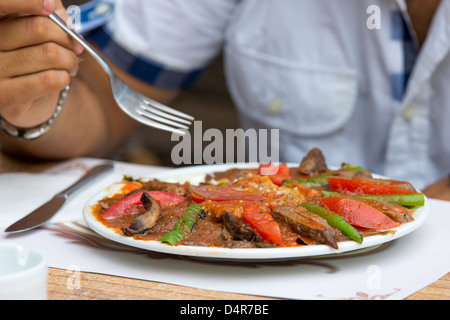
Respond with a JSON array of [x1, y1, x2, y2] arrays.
[[57, 163, 114, 199]]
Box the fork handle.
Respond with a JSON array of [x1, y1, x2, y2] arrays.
[[49, 12, 112, 76]]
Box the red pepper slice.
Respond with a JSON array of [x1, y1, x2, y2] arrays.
[[321, 197, 399, 230], [191, 185, 265, 203], [327, 177, 416, 195], [145, 191, 186, 208], [103, 191, 186, 220], [243, 204, 282, 244], [259, 163, 291, 186]]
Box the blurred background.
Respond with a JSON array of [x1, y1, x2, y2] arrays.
[[63, 0, 240, 167]]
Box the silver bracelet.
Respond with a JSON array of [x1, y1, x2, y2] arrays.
[[0, 85, 71, 141]]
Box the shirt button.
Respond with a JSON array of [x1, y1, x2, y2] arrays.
[[402, 103, 417, 121], [268, 96, 283, 115], [95, 2, 112, 16]]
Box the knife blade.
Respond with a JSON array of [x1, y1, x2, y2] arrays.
[[5, 162, 114, 233]]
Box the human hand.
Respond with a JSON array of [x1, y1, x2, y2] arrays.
[[0, 0, 84, 128]]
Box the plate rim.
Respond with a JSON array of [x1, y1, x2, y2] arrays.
[[83, 163, 429, 260]]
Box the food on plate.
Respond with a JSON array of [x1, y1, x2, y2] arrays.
[[89, 148, 425, 249]]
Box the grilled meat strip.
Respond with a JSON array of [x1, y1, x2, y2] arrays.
[[222, 212, 263, 242], [298, 148, 328, 175], [141, 179, 192, 197], [273, 204, 338, 249]]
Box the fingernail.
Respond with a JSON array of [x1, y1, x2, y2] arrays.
[[70, 67, 79, 77], [43, 0, 55, 14], [75, 43, 84, 55]]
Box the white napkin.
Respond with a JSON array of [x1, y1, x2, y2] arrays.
[[0, 158, 168, 228], [0, 173, 80, 227]]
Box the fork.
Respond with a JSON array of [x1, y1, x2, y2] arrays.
[[49, 12, 193, 135]]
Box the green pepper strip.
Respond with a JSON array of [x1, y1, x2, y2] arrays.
[[284, 172, 334, 188], [340, 164, 367, 172], [321, 191, 425, 208], [301, 202, 363, 244], [122, 175, 146, 185], [160, 204, 203, 245]]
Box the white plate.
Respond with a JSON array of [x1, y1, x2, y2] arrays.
[[83, 163, 429, 261]]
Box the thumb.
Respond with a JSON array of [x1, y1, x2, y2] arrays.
[[0, 0, 57, 17]]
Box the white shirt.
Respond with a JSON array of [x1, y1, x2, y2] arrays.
[[91, 0, 450, 189]]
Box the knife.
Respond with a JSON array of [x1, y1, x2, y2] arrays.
[[5, 162, 114, 233]]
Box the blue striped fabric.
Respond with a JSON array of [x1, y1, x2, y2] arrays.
[[87, 27, 206, 90], [390, 11, 418, 101]]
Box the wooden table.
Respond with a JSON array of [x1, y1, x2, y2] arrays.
[[1, 152, 449, 300]]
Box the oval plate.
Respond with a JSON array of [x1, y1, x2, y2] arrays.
[[83, 163, 429, 261]]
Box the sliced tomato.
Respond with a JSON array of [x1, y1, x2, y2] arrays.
[[321, 197, 399, 230], [103, 191, 186, 220], [259, 163, 291, 186], [327, 177, 416, 195], [243, 204, 282, 244], [146, 191, 186, 208], [191, 185, 264, 203]]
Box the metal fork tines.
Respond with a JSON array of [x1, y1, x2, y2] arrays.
[[49, 12, 193, 135], [138, 99, 193, 129]]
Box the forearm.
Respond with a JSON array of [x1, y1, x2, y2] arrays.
[[423, 176, 450, 201]]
